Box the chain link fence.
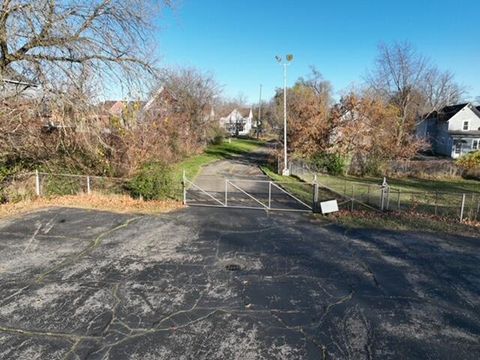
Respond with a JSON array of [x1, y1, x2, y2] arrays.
[[1, 171, 131, 202], [290, 158, 480, 222]]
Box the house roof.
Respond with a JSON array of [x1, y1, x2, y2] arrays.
[[100, 100, 145, 116], [449, 130, 480, 137], [425, 103, 480, 121], [220, 108, 252, 118]]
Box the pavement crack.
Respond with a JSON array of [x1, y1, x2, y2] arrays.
[[270, 311, 328, 356], [0, 324, 99, 342], [320, 291, 355, 323], [341, 228, 381, 288], [63, 339, 81, 360], [153, 293, 204, 329], [35, 217, 142, 283], [102, 284, 121, 336]]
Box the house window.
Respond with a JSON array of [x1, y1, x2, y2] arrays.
[[473, 139, 479, 150], [463, 121, 469, 131]]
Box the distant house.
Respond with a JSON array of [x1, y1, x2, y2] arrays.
[[102, 100, 126, 117], [416, 103, 480, 159], [141, 86, 175, 121], [100, 100, 145, 128], [219, 108, 253, 136]]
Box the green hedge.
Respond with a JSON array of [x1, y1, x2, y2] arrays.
[[127, 162, 176, 200], [311, 153, 347, 176]]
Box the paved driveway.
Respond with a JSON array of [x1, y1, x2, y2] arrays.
[[185, 151, 312, 211], [0, 205, 479, 359]]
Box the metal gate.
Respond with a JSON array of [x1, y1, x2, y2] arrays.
[[183, 174, 312, 212]]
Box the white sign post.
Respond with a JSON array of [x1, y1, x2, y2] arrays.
[[320, 200, 339, 214]]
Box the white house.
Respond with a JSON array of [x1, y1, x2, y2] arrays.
[[416, 103, 480, 159], [219, 108, 253, 136]]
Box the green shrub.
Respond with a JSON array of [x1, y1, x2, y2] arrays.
[[211, 134, 224, 145], [127, 162, 176, 200], [207, 124, 228, 145], [311, 153, 346, 176], [456, 151, 480, 170]]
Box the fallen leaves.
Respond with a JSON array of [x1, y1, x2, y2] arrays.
[[0, 193, 184, 219]]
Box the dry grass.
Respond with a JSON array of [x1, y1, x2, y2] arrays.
[[0, 193, 184, 219]]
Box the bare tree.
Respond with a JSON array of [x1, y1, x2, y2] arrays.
[[0, 0, 173, 176], [274, 70, 333, 157], [296, 66, 333, 104], [367, 42, 464, 146], [128, 67, 221, 168], [0, 0, 172, 92], [421, 67, 465, 113], [331, 92, 429, 175]]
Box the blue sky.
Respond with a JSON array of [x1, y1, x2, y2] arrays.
[[156, 0, 479, 104]]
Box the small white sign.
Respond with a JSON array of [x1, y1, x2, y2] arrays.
[[320, 200, 339, 214]]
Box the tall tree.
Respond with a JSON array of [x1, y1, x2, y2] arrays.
[[0, 0, 173, 175], [135, 67, 220, 165], [367, 42, 464, 147], [0, 0, 172, 92], [275, 70, 333, 157], [332, 92, 428, 175]]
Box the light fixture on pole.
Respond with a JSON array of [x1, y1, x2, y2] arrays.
[[275, 54, 293, 176]]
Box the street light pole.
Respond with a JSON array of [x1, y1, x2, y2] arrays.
[[282, 62, 288, 175], [257, 84, 262, 139], [276, 54, 293, 176]]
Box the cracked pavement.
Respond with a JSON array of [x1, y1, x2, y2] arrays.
[[1, 151, 480, 359], [0, 206, 479, 359]]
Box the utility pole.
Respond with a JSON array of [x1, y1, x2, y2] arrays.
[[275, 54, 294, 176], [257, 84, 262, 139]]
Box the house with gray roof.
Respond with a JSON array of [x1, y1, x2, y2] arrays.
[[416, 103, 480, 159]]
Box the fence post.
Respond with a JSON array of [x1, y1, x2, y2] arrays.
[[268, 181, 272, 209], [397, 190, 401, 211], [35, 170, 41, 196], [460, 193, 466, 222], [434, 192, 438, 216], [224, 179, 228, 207], [367, 185, 371, 205], [86, 176, 91, 195], [475, 196, 480, 221], [312, 182, 318, 213], [351, 184, 354, 211], [470, 194, 475, 220], [182, 170, 186, 205], [386, 186, 390, 211]]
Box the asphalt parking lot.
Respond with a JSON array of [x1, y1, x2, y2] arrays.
[[0, 205, 479, 359]]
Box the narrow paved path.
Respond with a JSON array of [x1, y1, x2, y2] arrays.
[[186, 144, 311, 211]]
